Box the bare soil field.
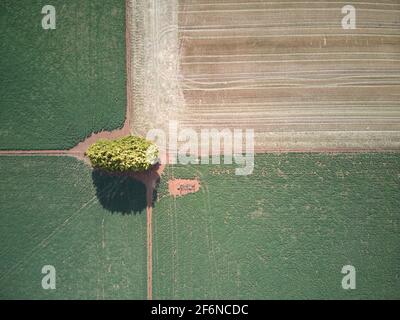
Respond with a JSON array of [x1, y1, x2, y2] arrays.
[[129, 0, 400, 151]]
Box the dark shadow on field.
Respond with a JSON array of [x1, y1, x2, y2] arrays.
[[91, 169, 147, 214], [152, 177, 160, 207]]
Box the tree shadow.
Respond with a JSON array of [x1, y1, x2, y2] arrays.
[[152, 178, 160, 206], [91, 169, 147, 214]]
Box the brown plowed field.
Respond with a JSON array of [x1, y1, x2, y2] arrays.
[[129, 0, 400, 151]]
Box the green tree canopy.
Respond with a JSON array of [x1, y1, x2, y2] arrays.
[[86, 136, 159, 172]]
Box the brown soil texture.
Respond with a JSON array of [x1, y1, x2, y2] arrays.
[[168, 178, 201, 197], [128, 0, 400, 151]]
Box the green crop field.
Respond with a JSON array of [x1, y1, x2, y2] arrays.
[[1, 153, 399, 299], [0, 156, 147, 299], [0, 0, 126, 150], [153, 153, 400, 299]]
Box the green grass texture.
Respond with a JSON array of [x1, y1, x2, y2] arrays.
[[153, 153, 400, 299], [0, 0, 126, 150], [0, 156, 147, 299]]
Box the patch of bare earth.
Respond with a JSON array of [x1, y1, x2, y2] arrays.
[[168, 178, 200, 197]]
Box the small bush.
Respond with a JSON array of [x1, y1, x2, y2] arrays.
[[85, 136, 159, 172]]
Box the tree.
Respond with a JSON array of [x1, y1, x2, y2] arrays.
[[85, 135, 159, 172]]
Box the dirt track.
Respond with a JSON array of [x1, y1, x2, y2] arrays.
[[126, 162, 165, 301]]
